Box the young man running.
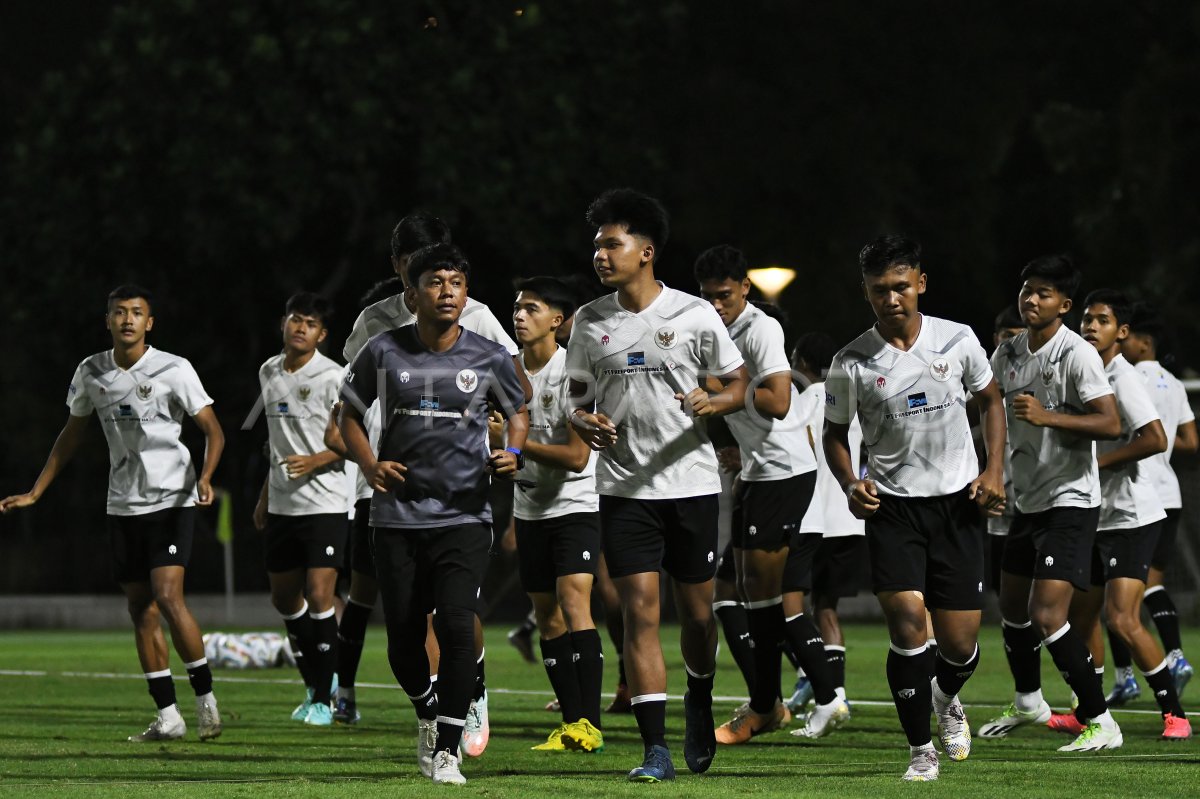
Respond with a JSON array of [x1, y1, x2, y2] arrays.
[[824, 235, 1007, 781], [1045, 290, 1189, 740], [254, 292, 348, 726], [1107, 303, 1198, 702], [510, 277, 606, 753], [567, 188, 749, 782], [694, 246, 848, 743], [980, 255, 1123, 752], [2, 285, 225, 742], [339, 243, 528, 785]]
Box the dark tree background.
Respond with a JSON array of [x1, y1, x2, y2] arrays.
[[2, 0, 1198, 592]]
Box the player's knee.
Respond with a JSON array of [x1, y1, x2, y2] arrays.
[[1106, 608, 1140, 640], [432, 604, 475, 650], [127, 597, 157, 625], [1028, 605, 1066, 639]]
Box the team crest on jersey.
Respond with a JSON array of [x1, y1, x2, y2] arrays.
[[298, 385, 311, 402], [136, 382, 154, 400], [400, 371, 411, 383], [1041, 368, 1054, 386], [655, 327, 677, 349], [540, 391, 554, 409], [456, 369, 478, 392], [929, 358, 951, 382], [876, 376, 886, 389]]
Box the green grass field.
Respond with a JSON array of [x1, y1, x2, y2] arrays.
[[1, 623, 1196, 797]]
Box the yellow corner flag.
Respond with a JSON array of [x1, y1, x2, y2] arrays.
[[216, 489, 234, 545]]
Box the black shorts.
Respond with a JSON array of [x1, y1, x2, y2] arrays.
[[1002, 506, 1099, 591], [781, 533, 822, 594], [1151, 509, 1181, 571], [865, 490, 985, 611], [811, 536, 867, 598], [372, 523, 492, 625], [515, 512, 602, 593], [264, 513, 348, 573], [1090, 522, 1161, 586], [731, 473, 816, 551], [600, 494, 719, 584], [715, 539, 736, 583], [350, 498, 376, 578], [108, 507, 195, 584], [986, 533, 1007, 595]]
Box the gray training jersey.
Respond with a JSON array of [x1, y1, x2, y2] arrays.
[[341, 324, 526, 530]]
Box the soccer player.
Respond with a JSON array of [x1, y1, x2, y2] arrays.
[[979, 254, 1124, 752], [343, 213, 526, 755], [339, 243, 528, 785], [824, 235, 1006, 781], [1107, 303, 1198, 701], [1, 285, 224, 742], [985, 306, 1026, 593], [567, 189, 749, 782], [1044, 290, 1189, 740], [253, 292, 348, 726], [791, 331, 867, 714], [510, 276, 606, 753], [694, 246, 848, 744]]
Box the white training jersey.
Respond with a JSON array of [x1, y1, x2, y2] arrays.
[[724, 303, 817, 482], [67, 347, 212, 516], [513, 347, 598, 520], [825, 315, 992, 498], [1097, 354, 1167, 531], [343, 294, 517, 362], [258, 350, 348, 516], [1135, 360, 1194, 510], [798, 381, 866, 538], [565, 283, 744, 500], [991, 325, 1113, 513]]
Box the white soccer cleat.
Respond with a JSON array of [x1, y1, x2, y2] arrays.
[[418, 718, 438, 778], [196, 699, 223, 741], [789, 697, 850, 738], [902, 748, 939, 781], [431, 749, 467, 785], [128, 709, 187, 742], [933, 693, 971, 761], [1058, 720, 1123, 752], [977, 700, 1051, 738], [460, 690, 490, 757]]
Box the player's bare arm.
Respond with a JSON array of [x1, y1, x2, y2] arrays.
[[488, 406, 529, 478], [568, 377, 617, 450], [749, 370, 792, 420], [1176, 419, 1198, 455], [1013, 392, 1121, 440], [823, 419, 880, 519], [282, 449, 342, 480], [524, 416, 591, 473], [252, 475, 269, 531], [968, 378, 1007, 515], [675, 364, 750, 417], [1096, 418, 1168, 470], [323, 400, 349, 458], [190, 406, 224, 507], [0, 414, 90, 513], [339, 400, 406, 491]]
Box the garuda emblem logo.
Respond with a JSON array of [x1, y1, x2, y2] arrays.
[[540, 391, 554, 409], [298, 385, 312, 401], [929, 358, 952, 382], [457, 369, 478, 392], [655, 327, 677, 349], [136, 382, 154, 400]]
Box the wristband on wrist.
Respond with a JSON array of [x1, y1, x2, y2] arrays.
[[505, 446, 525, 469]]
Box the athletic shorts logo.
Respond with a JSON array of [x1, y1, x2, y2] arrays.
[[907, 392, 928, 409], [978, 582, 983, 592], [419, 395, 440, 410], [168, 545, 177, 555], [298, 385, 311, 402], [399, 370, 411, 383], [601, 334, 610, 345], [898, 688, 916, 699], [540, 391, 554, 409], [876, 376, 886, 389], [929, 358, 952, 382], [707, 551, 714, 563], [582, 550, 591, 561], [543, 657, 557, 667], [1044, 555, 1054, 567], [655, 327, 677, 349], [326, 546, 335, 556], [137, 382, 154, 400], [627, 351, 645, 366], [456, 369, 478, 392], [748, 525, 757, 536], [1109, 557, 1117, 567]]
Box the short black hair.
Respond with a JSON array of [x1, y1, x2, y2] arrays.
[[1083, 288, 1132, 327], [285, 291, 335, 326], [693, 244, 748, 284], [586, 188, 669, 252], [107, 284, 154, 314], [516, 276, 577, 321], [994, 304, 1023, 332], [1020, 254, 1081, 298], [406, 243, 470, 286], [391, 213, 452, 260], [859, 234, 921, 276], [1126, 301, 1164, 342], [791, 331, 838, 374], [359, 276, 406, 308]]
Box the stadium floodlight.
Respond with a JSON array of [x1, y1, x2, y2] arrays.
[[747, 266, 797, 302]]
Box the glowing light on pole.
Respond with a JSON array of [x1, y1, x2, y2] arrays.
[[747, 266, 797, 303]]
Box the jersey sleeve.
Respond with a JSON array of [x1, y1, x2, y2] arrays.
[[823, 351, 853, 425], [960, 329, 994, 393], [342, 308, 373, 363], [174, 359, 215, 416], [487, 348, 527, 417], [745, 317, 791, 379], [1070, 345, 1114, 404], [340, 342, 379, 412], [66, 361, 93, 417], [470, 306, 519, 355], [1115, 369, 1161, 433], [1177, 382, 1196, 426], [700, 310, 745, 376]]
